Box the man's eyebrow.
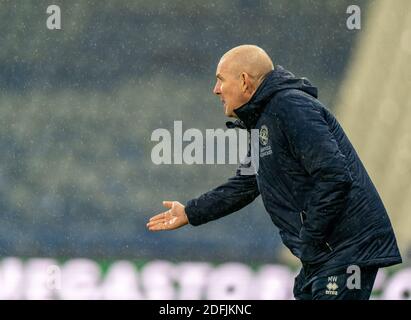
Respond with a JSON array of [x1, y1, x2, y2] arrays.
[[216, 73, 224, 80]]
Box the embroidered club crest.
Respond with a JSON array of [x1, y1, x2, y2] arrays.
[[259, 125, 269, 146]]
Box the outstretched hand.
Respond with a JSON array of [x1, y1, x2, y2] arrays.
[[146, 201, 189, 231]]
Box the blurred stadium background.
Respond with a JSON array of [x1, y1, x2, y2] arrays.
[[0, 0, 410, 299]]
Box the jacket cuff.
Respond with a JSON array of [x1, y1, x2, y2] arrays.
[[185, 199, 204, 226]]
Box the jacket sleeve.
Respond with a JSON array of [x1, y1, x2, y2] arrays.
[[275, 93, 353, 244], [185, 165, 260, 226]]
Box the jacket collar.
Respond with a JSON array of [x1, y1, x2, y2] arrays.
[[232, 71, 274, 129], [232, 65, 318, 129]]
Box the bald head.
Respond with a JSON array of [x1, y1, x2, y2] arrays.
[[213, 45, 274, 117], [219, 45, 274, 84]]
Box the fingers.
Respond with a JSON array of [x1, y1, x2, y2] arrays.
[[146, 219, 166, 231], [162, 201, 173, 209], [149, 201, 173, 221], [147, 221, 167, 231], [149, 211, 167, 222], [146, 217, 177, 231], [146, 201, 177, 232]]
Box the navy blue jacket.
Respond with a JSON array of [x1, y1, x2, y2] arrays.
[[185, 66, 401, 278]]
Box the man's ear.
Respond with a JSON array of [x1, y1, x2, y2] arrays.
[[240, 72, 248, 93]]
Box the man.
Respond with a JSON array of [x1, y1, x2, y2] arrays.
[[146, 45, 402, 300]]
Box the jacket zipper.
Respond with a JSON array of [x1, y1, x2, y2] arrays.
[[325, 242, 333, 252], [299, 210, 306, 225]]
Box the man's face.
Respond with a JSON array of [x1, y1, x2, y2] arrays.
[[213, 60, 249, 117]]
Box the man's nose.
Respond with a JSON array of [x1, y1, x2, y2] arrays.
[[213, 82, 221, 95]]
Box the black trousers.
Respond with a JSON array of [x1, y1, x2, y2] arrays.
[[294, 266, 379, 300]]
